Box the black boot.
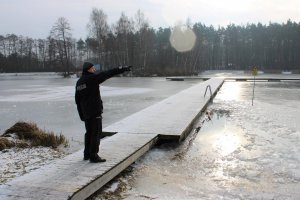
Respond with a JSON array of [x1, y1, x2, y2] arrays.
[[90, 154, 106, 163], [83, 154, 90, 161]]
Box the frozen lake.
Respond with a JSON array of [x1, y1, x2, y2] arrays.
[[1, 73, 300, 199], [108, 80, 300, 199], [0, 73, 200, 153]]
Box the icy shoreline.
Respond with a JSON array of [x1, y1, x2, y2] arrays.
[[0, 147, 66, 184]]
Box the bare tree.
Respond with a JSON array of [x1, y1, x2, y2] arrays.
[[114, 12, 134, 66], [50, 17, 72, 76], [38, 39, 47, 70], [0, 35, 6, 56], [69, 38, 77, 69], [87, 8, 109, 68], [76, 38, 86, 67], [6, 34, 18, 55], [134, 10, 150, 73]]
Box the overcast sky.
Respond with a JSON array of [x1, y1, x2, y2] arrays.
[[1, 0, 300, 39]]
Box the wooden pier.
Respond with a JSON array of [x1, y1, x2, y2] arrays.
[[0, 78, 224, 200]]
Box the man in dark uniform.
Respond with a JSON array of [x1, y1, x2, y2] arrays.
[[75, 62, 131, 163]]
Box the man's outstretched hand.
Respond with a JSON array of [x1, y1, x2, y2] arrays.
[[124, 65, 132, 71]]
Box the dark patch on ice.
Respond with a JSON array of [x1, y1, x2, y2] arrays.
[[172, 110, 215, 160], [89, 166, 135, 200]]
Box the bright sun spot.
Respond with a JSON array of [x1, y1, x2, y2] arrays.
[[217, 82, 241, 101], [214, 132, 240, 156]]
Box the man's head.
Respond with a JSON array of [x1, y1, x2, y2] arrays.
[[88, 66, 96, 73], [82, 62, 96, 73]]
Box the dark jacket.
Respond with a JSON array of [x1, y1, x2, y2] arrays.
[[75, 67, 127, 121]]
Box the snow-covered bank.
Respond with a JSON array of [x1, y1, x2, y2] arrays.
[[0, 121, 68, 184], [0, 147, 65, 184]]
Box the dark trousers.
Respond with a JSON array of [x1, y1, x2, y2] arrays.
[[84, 117, 102, 157]]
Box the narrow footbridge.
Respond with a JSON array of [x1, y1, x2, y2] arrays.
[[0, 78, 224, 200]]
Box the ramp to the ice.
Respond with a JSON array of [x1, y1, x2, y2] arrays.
[[0, 78, 224, 200]]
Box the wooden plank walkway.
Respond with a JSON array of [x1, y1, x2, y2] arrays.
[[104, 78, 224, 141], [0, 78, 224, 200], [0, 133, 157, 200]]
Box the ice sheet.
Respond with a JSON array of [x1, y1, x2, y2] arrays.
[[0, 86, 153, 102]]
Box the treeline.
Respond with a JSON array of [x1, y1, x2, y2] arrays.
[[1, 9, 300, 76]]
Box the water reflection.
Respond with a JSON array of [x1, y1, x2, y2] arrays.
[[103, 110, 250, 199], [193, 110, 246, 158], [217, 81, 242, 101], [214, 130, 240, 156]]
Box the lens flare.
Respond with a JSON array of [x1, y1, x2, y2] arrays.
[[169, 24, 196, 52]]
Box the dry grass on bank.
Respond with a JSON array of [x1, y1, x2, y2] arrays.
[[0, 137, 15, 151], [0, 121, 68, 151]]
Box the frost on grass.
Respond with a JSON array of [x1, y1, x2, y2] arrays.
[[0, 121, 68, 184]]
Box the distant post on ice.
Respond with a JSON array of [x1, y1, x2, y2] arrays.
[[252, 66, 258, 106]]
